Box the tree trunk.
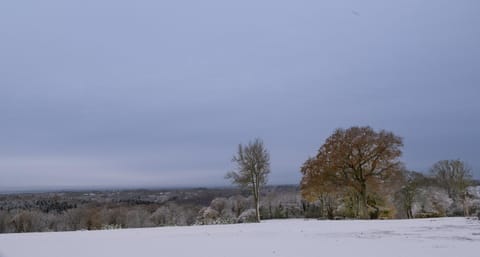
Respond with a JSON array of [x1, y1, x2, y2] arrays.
[[463, 192, 469, 217], [255, 197, 260, 222], [252, 175, 261, 222], [406, 200, 413, 219], [359, 182, 368, 219], [252, 188, 260, 222]]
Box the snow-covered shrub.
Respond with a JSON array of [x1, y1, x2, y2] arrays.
[[101, 224, 122, 230], [195, 197, 238, 225], [467, 186, 480, 217], [210, 198, 228, 215], [237, 209, 257, 223], [195, 207, 219, 225], [414, 186, 451, 217]]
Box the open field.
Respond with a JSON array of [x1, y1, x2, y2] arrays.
[[0, 217, 479, 257]]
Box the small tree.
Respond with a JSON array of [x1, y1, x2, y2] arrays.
[[394, 171, 426, 218], [430, 159, 473, 216], [226, 138, 270, 222]]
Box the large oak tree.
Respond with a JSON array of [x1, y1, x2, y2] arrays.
[[300, 126, 404, 218]]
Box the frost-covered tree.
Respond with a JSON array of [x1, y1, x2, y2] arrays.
[[226, 138, 270, 222], [394, 171, 426, 218], [430, 159, 473, 216]]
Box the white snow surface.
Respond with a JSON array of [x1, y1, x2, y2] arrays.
[[1, 217, 479, 257]]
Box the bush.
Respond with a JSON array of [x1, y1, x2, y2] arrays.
[[102, 224, 122, 230], [414, 212, 442, 219], [237, 209, 257, 223], [378, 208, 395, 219]]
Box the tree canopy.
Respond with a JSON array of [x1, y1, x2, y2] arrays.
[[430, 159, 473, 216], [300, 126, 404, 218]]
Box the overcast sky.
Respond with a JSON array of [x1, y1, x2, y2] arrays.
[[1, 0, 479, 190]]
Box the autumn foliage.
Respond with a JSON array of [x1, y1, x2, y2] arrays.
[[300, 126, 404, 218]]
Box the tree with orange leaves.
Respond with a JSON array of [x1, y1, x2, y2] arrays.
[[300, 126, 404, 219]]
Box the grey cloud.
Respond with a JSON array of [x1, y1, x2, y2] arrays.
[[0, 0, 479, 189]]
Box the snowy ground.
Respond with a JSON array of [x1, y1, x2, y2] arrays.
[[0, 217, 479, 257]]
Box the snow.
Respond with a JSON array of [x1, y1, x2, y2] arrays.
[[0, 217, 479, 257]]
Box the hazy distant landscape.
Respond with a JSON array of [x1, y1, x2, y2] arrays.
[[1, 181, 479, 233]]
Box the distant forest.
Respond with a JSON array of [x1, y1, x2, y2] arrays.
[[1, 126, 479, 233]]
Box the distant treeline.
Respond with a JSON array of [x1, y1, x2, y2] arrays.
[[0, 182, 479, 233], [0, 186, 299, 233]]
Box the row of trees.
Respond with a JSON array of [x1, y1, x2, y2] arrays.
[[299, 126, 476, 219], [0, 126, 476, 233], [396, 160, 474, 218], [228, 126, 477, 222], [0, 191, 304, 233], [0, 204, 198, 233]]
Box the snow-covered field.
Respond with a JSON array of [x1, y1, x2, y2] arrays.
[[0, 217, 479, 257]]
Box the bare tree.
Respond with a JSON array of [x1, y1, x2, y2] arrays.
[[300, 126, 404, 219], [394, 171, 426, 218], [430, 159, 473, 216], [226, 138, 270, 222]]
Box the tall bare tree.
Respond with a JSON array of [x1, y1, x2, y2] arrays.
[[430, 159, 473, 216], [300, 126, 404, 219], [226, 138, 270, 222]]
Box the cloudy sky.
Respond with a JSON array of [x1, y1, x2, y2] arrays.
[[1, 0, 479, 190]]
